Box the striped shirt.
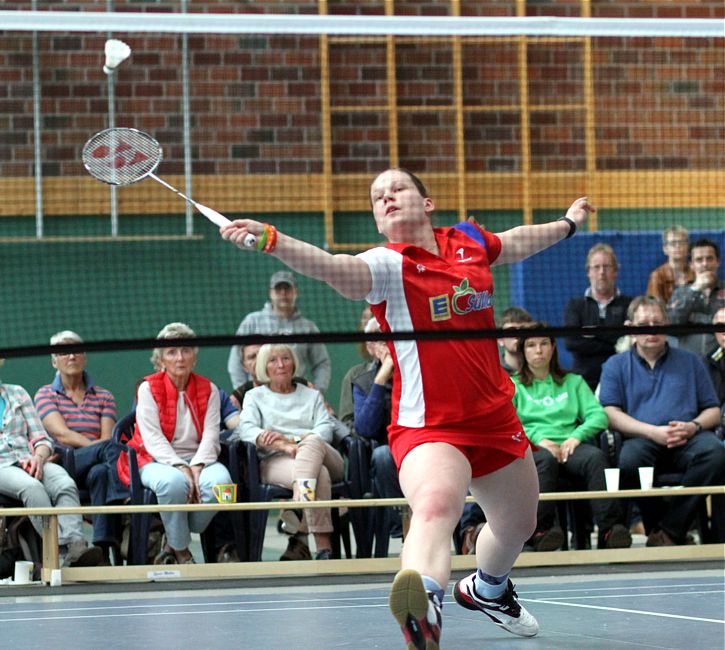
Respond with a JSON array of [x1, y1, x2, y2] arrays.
[[0, 383, 54, 469], [34, 372, 116, 442]]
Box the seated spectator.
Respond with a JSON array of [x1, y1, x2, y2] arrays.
[[498, 306, 535, 374], [353, 317, 404, 539], [459, 305, 535, 554], [564, 243, 632, 391], [34, 330, 128, 561], [667, 238, 725, 356], [512, 325, 631, 551], [227, 271, 331, 392], [0, 359, 102, 567], [600, 296, 725, 546], [117, 322, 232, 564], [704, 307, 725, 425], [235, 343, 344, 561], [338, 305, 374, 432], [646, 226, 694, 303]]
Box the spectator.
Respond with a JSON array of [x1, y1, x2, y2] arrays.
[[512, 324, 631, 551], [117, 323, 233, 564], [34, 330, 128, 561], [704, 307, 724, 416], [338, 305, 375, 432], [498, 306, 535, 374], [564, 243, 632, 391], [0, 359, 102, 567], [667, 238, 725, 356], [646, 226, 695, 303], [227, 271, 331, 392], [235, 343, 344, 561], [352, 317, 404, 539], [600, 296, 725, 546]]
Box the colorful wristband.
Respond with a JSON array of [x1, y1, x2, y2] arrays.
[[263, 225, 278, 254], [256, 224, 269, 252]]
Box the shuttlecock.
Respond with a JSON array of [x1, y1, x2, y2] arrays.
[[103, 39, 131, 75]]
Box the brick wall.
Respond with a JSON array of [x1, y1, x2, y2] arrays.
[[0, 0, 723, 181]]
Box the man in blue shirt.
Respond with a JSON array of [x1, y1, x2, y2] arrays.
[[600, 295, 724, 546]]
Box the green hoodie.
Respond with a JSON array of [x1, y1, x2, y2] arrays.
[[511, 372, 608, 445]]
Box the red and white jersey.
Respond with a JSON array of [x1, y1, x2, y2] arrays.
[[357, 222, 522, 451]]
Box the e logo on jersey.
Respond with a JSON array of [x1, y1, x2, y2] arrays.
[[429, 278, 492, 321]]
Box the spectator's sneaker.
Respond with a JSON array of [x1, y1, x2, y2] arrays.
[[279, 535, 312, 561], [599, 524, 632, 549], [646, 529, 695, 547], [453, 574, 539, 637], [530, 526, 565, 552], [314, 548, 332, 560], [280, 508, 304, 535], [62, 539, 103, 567], [389, 569, 442, 650]]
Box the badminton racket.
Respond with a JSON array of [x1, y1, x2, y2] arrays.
[[82, 127, 231, 228]]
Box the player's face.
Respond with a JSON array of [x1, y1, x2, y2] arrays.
[[587, 252, 618, 295], [369, 170, 434, 240], [523, 337, 554, 372], [630, 305, 668, 354], [714, 308, 725, 349]]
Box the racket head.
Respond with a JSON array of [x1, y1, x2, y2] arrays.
[[82, 127, 162, 186]]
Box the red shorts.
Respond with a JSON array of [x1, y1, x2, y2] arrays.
[[391, 429, 532, 478]]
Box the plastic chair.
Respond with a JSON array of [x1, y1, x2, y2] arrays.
[[231, 436, 367, 561], [113, 413, 236, 565], [601, 429, 720, 543]]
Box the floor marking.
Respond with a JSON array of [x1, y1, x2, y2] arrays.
[[533, 589, 724, 601], [525, 597, 725, 624]]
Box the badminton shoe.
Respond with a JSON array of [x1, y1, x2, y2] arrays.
[[388, 569, 442, 650], [453, 574, 539, 637]]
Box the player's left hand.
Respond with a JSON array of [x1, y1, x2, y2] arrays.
[[565, 197, 596, 228]]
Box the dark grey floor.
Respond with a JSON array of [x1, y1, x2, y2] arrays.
[[0, 568, 722, 649]]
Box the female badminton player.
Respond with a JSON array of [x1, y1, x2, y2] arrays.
[[221, 168, 594, 650]]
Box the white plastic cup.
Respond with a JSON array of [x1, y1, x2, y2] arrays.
[[297, 478, 317, 502], [604, 468, 620, 492], [638, 466, 654, 490], [13, 560, 34, 585], [50, 569, 62, 587]]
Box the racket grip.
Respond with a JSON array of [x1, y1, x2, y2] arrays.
[[243, 234, 257, 248]]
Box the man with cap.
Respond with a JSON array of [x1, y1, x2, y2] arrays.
[[227, 270, 331, 392]]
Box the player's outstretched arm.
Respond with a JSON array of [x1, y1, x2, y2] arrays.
[[494, 197, 595, 265], [221, 219, 372, 301]]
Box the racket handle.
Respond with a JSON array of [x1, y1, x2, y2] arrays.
[[196, 203, 231, 228]]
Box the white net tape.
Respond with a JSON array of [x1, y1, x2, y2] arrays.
[[2, 11, 723, 38]]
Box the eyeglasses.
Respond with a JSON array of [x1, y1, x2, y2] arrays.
[[665, 239, 689, 246], [55, 351, 84, 358]]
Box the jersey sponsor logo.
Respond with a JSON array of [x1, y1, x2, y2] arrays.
[[511, 431, 524, 442], [456, 247, 473, 263], [429, 278, 493, 321], [452, 278, 492, 315], [429, 294, 451, 321], [416, 264, 427, 273]]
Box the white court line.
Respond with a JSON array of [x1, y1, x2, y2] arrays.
[[524, 582, 723, 595], [525, 597, 725, 625], [0, 602, 389, 623], [533, 589, 724, 601]]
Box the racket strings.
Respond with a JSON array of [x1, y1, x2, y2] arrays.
[[82, 128, 162, 186]]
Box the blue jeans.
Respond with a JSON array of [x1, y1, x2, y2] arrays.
[[0, 462, 85, 545], [140, 461, 232, 550], [619, 432, 725, 541], [72, 439, 129, 544], [371, 445, 403, 537]]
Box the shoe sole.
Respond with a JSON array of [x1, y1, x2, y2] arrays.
[[389, 569, 439, 650]]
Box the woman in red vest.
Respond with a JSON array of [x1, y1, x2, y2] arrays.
[[122, 322, 232, 564]]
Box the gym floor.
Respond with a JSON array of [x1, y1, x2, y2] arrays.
[[0, 564, 722, 649]]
